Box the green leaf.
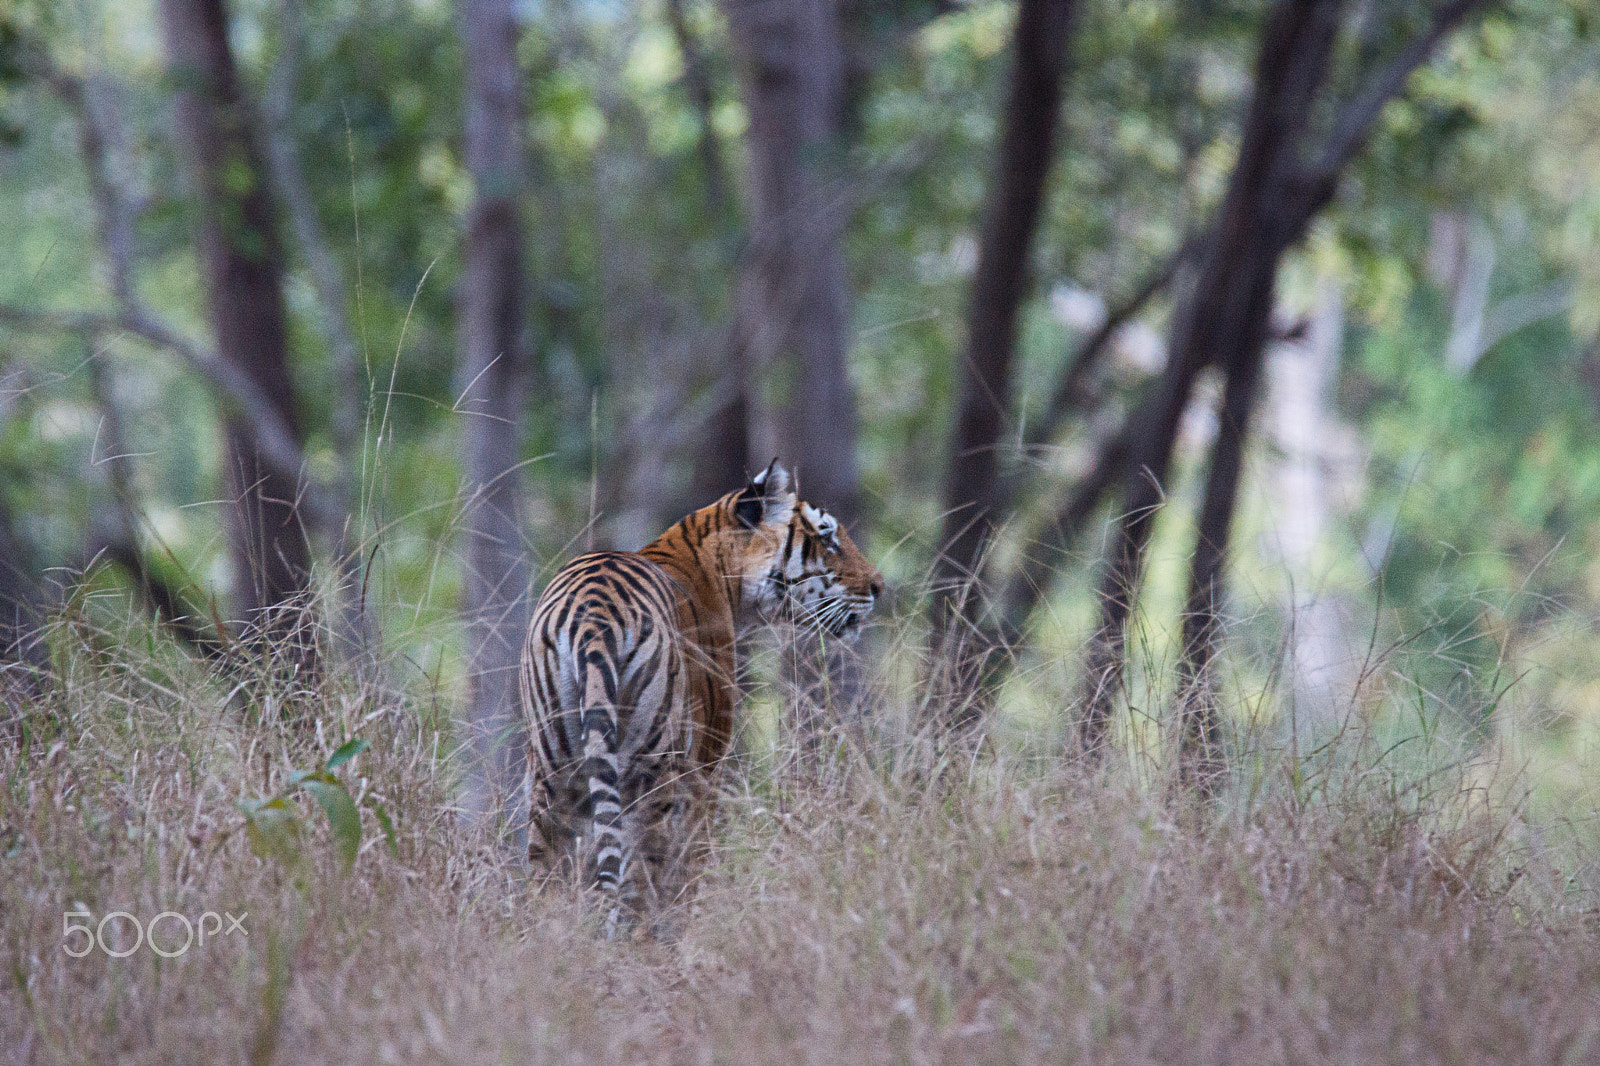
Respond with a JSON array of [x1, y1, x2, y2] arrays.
[[238, 796, 302, 867], [371, 802, 398, 856], [294, 771, 363, 871], [325, 737, 369, 772]]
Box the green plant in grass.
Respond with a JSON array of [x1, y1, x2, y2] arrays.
[[235, 737, 394, 873]]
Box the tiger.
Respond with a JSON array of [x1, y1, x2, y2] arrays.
[[518, 459, 883, 934]]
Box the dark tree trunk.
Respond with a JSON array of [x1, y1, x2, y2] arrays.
[[1173, 319, 1271, 784], [1077, 0, 1487, 769], [456, 0, 533, 823], [724, 0, 859, 525], [672, 0, 749, 505], [158, 0, 315, 666], [1076, 0, 1343, 758], [930, 0, 1078, 724], [687, 363, 751, 504]]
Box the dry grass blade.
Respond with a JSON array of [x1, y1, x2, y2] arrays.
[[1, 577, 1597, 1065]]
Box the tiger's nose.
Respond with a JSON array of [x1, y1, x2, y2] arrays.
[[869, 573, 885, 600]]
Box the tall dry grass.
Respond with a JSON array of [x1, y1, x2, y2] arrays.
[[2, 581, 1598, 1065]]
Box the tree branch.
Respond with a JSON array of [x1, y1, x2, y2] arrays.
[[1297, 0, 1489, 221], [0, 303, 339, 535], [1027, 237, 1196, 452], [5, 38, 341, 540]]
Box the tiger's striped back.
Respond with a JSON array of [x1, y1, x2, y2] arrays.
[[519, 460, 882, 933]]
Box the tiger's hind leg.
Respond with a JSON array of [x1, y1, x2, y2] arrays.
[[526, 766, 581, 886], [634, 763, 711, 942]]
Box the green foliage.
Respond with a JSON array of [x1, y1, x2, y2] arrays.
[[236, 737, 373, 873], [0, 0, 1596, 784]]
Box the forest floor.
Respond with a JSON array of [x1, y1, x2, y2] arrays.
[[3, 611, 1599, 1065]]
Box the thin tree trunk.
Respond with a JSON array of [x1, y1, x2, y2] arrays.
[[158, 0, 317, 670], [724, 0, 859, 525], [456, 0, 532, 824], [930, 0, 1078, 725], [1174, 314, 1272, 785]]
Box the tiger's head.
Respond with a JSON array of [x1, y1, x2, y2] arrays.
[[727, 460, 883, 641]]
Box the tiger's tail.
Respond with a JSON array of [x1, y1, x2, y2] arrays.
[[578, 645, 627, 936]]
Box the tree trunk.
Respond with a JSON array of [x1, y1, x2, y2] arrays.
[[456, 0, 533, 824], [724, 0, 859, 526], [1268, 283, 1351, 737], [158, 0, 316, 671], [930, 0, 1077, 724], [1076, 0, 1345, 758], [1174, 305, 1273, 785], [724, 0, 864, 745], [1083, 0, 1486, 772], [672, 0, 750, 507]]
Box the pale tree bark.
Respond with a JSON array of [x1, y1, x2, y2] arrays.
[[929, 0, 1078, 726], [1441, 216, 1496, 374], [1267, 282, 1352, 735], [456, 0, 533, 823], [724, 0, 859, 526], [158, 0, 318, 670]]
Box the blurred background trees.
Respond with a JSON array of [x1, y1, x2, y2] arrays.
[[0, 0, 1597, 806]]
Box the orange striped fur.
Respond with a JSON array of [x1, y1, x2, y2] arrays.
[[519, 461, 882, 933]]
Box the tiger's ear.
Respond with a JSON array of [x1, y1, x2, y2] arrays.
[[735, 459, 795, 528]]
